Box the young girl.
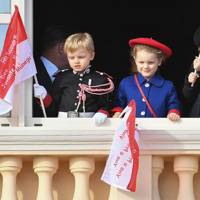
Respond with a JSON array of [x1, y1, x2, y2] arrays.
[[52, 32, 114, 124], [112, 37, 181, 121]]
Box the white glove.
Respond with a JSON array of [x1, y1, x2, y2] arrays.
[[93, 112, 107, 125], [33, 84, 47, 99]]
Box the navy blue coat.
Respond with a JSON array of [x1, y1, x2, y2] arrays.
[[113, 73, 181, 117]]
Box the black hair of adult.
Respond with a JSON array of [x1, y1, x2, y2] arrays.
[[40, 25, 68, 53], [193, 26, 200, 47]]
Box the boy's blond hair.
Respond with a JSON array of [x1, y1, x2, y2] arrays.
[[64, 32, 95, 54]]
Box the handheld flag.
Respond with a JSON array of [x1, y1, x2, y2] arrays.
[[0, 6, 37, 115], [101, 100, 139, 192]]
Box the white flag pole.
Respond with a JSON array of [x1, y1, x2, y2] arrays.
[[119, 106, 129, 118], [34, 75, 47, 117]]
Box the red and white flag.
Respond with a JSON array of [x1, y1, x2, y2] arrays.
[[101, 100, 139, 192], [0, 6, 37, 115]]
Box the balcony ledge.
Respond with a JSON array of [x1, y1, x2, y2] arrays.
[[0, 118, 199, 154]]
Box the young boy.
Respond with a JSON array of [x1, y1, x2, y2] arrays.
[[51, 32, 114, 124], [183, 26, 200, 117], [112, 37, 181, 121]]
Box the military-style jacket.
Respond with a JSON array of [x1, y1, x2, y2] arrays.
[[51, 68, 113, 115]]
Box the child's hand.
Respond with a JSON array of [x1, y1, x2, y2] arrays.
[[93, 112, 107, 125], [193, 56, 200, 71], [167, 113, 180, 121], [188, 72, 199, 86], [33, 84, 47, 99], [112, 112, 121, 118]]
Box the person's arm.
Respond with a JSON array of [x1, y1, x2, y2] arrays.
[[33, 83, 59, 117], [93, 76, 114, 125], [167, 82, 181, 121], [51, 73, 65, 109], [111, 79, 127, 117], [183, 65, 200, 103]]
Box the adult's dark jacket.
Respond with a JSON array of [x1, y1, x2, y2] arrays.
[[33, 58, 58, 117], [183, 65, 200, 117]]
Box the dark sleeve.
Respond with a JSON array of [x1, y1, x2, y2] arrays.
[[182, 65, 200, 103], [113, 79, 127, 110], [33, 79, 58, 118], [96, 76, 114, 116], [33, 89, 58, 117], [167, 82, 181, 115], [51, 73, 65, 109]]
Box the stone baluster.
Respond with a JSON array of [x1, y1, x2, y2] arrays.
[[0, 157, 22, 200], [70, 157, 95, 200], [33, 157, 58, 200], [152, 156, 164, 200], [174, 156, 198, 200]]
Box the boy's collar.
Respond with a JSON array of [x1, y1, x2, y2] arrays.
[[73, 65, 91, 75]]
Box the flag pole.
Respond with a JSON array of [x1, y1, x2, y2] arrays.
[[33, 75, 47, 117], [119, 106, 129, 118]]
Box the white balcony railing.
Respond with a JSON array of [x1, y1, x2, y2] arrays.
[[0, 118, 200, 200]]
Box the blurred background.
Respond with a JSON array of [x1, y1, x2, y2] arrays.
[[34, 0, 200, 116]]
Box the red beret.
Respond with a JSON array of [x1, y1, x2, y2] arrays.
[[129, 37, 172, 58]]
